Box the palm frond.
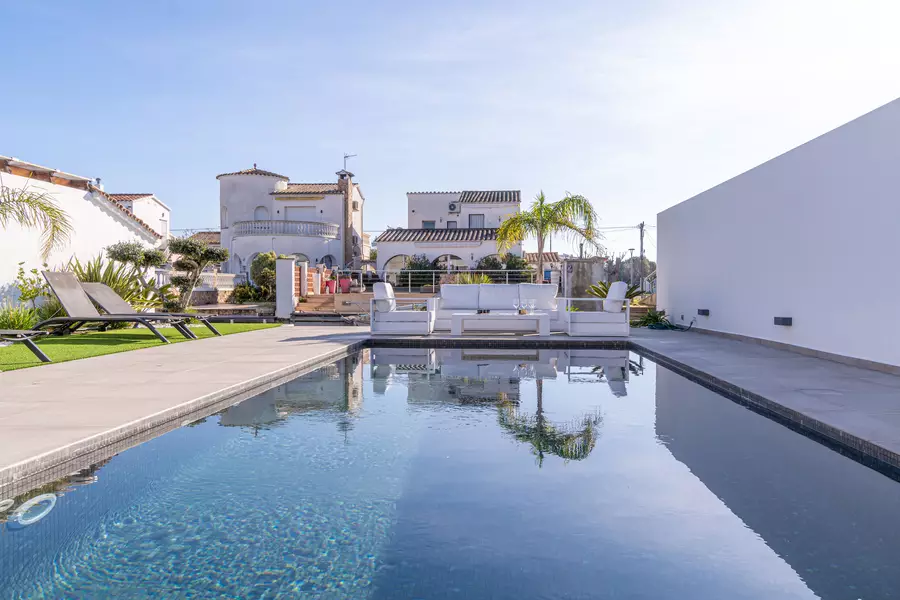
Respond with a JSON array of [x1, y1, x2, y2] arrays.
[[0, 181, 74, 261]]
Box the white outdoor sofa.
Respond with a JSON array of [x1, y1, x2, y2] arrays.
[[370, 282, 435, 335], [563, 281, 630, 337], [429, 283, 563, 332]]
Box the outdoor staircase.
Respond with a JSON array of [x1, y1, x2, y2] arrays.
[[296, 296, 333, 312]]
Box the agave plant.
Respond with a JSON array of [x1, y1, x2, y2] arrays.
[[68, 255, 171, 311], [0, 301, 38, 330], [586, 281, 644, 299], [454, 272, 493, 284], [632, 308, 670, 328]]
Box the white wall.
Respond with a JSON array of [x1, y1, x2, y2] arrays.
[[0, 172, 160, 302], [406, 193, 518, 229], [128, 197, 171, 237], [658, 98, 900, 366]]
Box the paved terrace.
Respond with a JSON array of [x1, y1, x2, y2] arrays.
[[3, 325, 900, 497]]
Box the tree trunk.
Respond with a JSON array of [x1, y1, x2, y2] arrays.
[[536, 234, 544, 284]]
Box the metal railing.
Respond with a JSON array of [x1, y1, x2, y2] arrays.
[[370, 269, 540, 293], [232, 220, 340, 238]]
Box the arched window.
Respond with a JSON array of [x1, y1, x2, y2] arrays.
[[221, 205, 229, 228], [434, 254, 466, 271], [320, 254, 335, 268], [292, 253, 310, 264], [253, 205, 269, 220]]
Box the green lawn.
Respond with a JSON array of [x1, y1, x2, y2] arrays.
[[0, 323, 281, 372]]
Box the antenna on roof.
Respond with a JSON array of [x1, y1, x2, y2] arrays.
[[343, 153, 357, 170], [253, 163, 257, 169]]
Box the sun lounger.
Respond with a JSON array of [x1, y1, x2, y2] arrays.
[[81, 282, 222, 337], [35, 271, 194, 343], [0, 329, 51, 363]]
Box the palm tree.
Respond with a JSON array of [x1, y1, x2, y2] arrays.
[[497, 191, 601, 278], [497, 379, 602, 467], [0, 178, 73, 261]]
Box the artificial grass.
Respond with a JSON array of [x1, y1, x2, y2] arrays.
[[0, 323, 281, 372]]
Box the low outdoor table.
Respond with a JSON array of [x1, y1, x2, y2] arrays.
[[450, 312, 550, 336], [0, 329, 51, 363]]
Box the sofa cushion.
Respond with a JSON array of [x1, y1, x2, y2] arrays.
[[518, 284, 558, 311], [478, 284, 521, 310], [440, 284, 480, 309]]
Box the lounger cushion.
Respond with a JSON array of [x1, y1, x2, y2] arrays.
[[477, 284, 520, 310], [518, 284, 558, 311], [440, 285, 480, 309]]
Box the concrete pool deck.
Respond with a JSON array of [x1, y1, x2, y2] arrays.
[[3, 324, 900, 497]]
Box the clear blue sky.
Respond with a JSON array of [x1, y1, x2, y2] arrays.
[[5, 1, 900, 259]]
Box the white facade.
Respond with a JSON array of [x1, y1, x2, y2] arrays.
[[375, 190, 521, 272], [658, 98, 900, 367], [407, 192, 515, 230], [0, 158, 163, 302], [218, 168, 365, 276], [111, 194, 171, 238]]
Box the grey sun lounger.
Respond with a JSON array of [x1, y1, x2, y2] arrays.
[[0, 329, 51, 363], [35, 271, 195, 343], [81, 282, 222, 337]]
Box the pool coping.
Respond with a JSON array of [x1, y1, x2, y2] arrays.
[[0, 341, 365, 500]]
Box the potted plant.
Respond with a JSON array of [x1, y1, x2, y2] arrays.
[[338, 271, 352, 294], [325, 270, 337, 294]]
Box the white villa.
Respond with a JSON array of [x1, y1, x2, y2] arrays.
[[217, 166, 365, 276], [0, 155, 166, 301], [374, 190, 522, 272]]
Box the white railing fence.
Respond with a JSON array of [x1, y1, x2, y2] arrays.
[[370, 269, 540, 292]]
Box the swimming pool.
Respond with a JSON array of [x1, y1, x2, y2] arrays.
[[2, 347, 899, 599]]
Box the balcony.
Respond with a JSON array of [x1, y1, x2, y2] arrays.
[[232, 220, 340, 238]]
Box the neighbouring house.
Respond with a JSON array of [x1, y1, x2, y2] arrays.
[[108, 193, 172, 238], [658, 97, 900, 369], [525, 251, 561, 281], [0, 155, 165, 302], [189, 230, 221, 248], [374, 190, 522, 271], [217, 166, 365, 277]]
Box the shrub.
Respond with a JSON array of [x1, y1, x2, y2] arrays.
[[398, 253, 436, 288], [250, 251, 277, 301], [14, 263, 50, 307], [475, 256, 503, 271], [632, 308, 670, 328], [0, 301, 38, 330], [69, 255, 169, 312], [232, 282, 262, 304], [502, 253, 529, 271]]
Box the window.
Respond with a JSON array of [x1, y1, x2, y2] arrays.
[[446, 221, 457, 229], [468, 214, 485, 228], [422, 220, 436, 229], [253, 205, 270, 220], [159, 219, 169, 237]]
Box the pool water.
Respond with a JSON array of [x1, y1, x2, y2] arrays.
[[2, 347, 900, 599]]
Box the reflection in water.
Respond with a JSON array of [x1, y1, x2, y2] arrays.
[[218, 352, 366, 439]]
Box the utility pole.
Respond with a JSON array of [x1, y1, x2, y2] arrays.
[[638, 222, 645, 291]]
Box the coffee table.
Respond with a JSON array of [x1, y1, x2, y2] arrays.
[[450, 312, 550, 336]]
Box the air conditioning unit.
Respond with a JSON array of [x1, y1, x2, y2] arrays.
[[448, 202, 460, 213], [352, 200, 360, 211]]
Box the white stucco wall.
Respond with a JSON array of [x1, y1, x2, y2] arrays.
[[0, 172, 160, 301], [407, 193, 518, 229], [219, 174, 346, 273], [657, 98, 900, 366], [128, 196, 171, 238]]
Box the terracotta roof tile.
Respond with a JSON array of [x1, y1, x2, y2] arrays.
[[189, 231, 221, 245], [374, 228, 499, 243], [90, 186, 163, 239], [108, 193, 154, 202], [216, 167, 288, 180], [272, 183, 341, 195], [525, 252, 560, 263], [458, 190, 520, 204]]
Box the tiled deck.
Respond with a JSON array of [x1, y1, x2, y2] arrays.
[[3, 324, 900, 497]]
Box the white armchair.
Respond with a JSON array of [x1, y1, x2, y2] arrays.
[[563, 281, 631, 337], [370, 282, 435, 335]]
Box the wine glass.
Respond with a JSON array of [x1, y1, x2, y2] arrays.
[[513, 299, 521, 315], [527, 298, 536, 314]]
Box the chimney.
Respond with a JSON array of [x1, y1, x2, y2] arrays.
[[94, 177, 104, 192], [336, 170, 356, 269]]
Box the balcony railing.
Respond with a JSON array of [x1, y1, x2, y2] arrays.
[[232, 220, 340, 238]]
